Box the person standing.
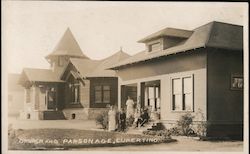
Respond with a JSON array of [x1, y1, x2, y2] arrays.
[[126, 96, 135, 119], [119, 108, 126, 131], [108, 105, 117, 131]]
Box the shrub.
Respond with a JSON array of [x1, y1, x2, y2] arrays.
[[177, 113, 195, 136], [95, 111, 108, 129], [142, 129, 171, 140]]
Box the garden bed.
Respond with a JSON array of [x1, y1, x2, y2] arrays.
[[8, 128, 176, 150]]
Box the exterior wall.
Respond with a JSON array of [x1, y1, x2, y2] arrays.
[[89, 77, 118, 108], [80, 80, 90, 108], [145, 38, 164, 52], [87, 108, 109, 120], [117, 49, 208, 133], [63, 108, 88, 120], [20, 110, 43, 120], [62, 108, 108, 120], [160, 69, 207, 127], [117, 49, 207, 81], [51, 56, 70, 76], [119, 69, 207, 127], [207, 48, 243, 139]]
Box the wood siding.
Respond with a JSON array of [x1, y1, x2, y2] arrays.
[[117, 48, 207, 81]]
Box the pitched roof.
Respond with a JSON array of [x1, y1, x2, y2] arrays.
[[19, 68, 64, 84], [46, 28, 89, 59], [110, 21, 243, 69], [87, 50, 131, 77], [138, 28, 193, 43], [63, 50, 130, 78]]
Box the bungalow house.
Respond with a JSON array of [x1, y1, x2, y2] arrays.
[[109, 21, 243, 139], [19, 28, 130, 120]]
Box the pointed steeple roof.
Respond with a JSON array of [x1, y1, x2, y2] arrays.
[[46, 28, 89, 59]]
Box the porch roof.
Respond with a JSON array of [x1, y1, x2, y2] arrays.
[[19, 68, 64, 85], [109, 21, 243, 70]]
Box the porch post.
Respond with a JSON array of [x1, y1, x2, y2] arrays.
[[137, 82, 141, 106], [118, 77, 121, 110], [33, 86, 39, 110]]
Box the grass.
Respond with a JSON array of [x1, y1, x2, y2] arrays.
[[8, 128, 176, 150]]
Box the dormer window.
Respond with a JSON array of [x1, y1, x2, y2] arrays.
[[149, 42, 161, 52]]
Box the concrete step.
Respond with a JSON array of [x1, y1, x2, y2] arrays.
[[43, 111, 65, 120]]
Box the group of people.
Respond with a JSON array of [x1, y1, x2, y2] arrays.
[[108, 96, 150, 132]]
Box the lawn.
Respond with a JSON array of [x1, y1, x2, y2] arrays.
[[8, 128, 176, 150]]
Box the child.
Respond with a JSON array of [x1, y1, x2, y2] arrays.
[[119, 108, 126, 131]]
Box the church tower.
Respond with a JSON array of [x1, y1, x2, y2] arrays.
[[45, 28, 89, 75]]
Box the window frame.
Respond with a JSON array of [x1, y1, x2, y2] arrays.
[[94, 85, 111, 104], [69, 83, 81, 104], [170, 74, 194, 112]]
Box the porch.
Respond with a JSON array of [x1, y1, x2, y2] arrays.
[[120, 79, 161, 122]]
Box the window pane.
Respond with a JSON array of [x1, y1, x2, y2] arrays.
[[148, 87, 154, 99], [103, 91, 110, 103], [103, 85, 110, 90], [95, 86, 102, 91], [184, 93, 192, 111], [173, 78, 181, 94], [155, 87, 160, 98], [173, 94, 182, 110], [183, 77, 192, 93], [95, 91, 102, 103]]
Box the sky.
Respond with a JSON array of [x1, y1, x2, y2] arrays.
[[3, 1, 247, 74]]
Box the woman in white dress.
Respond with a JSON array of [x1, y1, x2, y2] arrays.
[[108, 105, 117, 131], [126, 96, 135, 119]]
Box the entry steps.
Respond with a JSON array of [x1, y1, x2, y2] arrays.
[[43, 111, 65, 120]]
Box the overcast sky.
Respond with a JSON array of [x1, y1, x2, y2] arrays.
[[3, 1, 247, 74]]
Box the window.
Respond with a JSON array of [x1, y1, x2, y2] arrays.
[[172, 75, 193, 111], [94, 86, 102, 103], [70, 83, 80, 104], [149, 42, 161, 52], [94, 85, 111, 103]]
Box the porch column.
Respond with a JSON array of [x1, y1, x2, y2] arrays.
[[118, 77, 122, 110], [137, 82, 141, 107], [33, 86, 39, 110]]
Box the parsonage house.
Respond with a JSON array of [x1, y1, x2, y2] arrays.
[[19, 28, 130, 120], [18, 21, 243, 139]]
